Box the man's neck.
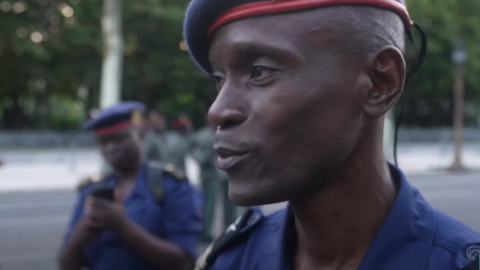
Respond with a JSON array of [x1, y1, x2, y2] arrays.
[[114, 161, 142, 183], [291, 149, 397, 270]]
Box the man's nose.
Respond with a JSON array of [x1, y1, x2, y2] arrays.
[[208, 84, 248, 130]]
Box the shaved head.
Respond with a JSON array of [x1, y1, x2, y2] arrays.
[[296, 6, 405, 59]]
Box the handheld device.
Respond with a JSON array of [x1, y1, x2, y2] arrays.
[[89, 187, 115, 201]]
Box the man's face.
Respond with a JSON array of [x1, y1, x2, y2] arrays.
[[97, 128, 143, 171], [208, 10, 371, 206], [173, 116, 192, 134], [149, 113, 166, 132]]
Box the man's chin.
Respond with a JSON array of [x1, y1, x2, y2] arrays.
[[229, 187, 288, 207], [108, 160, 130, 172]]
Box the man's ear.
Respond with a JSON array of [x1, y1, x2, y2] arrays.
[[362, 46, 406, 118]]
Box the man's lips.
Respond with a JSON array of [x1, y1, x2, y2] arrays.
[[215, 146, 249, 159], [214, 146, 250, 171]]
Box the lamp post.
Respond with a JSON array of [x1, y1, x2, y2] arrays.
[[99, 0, 123, 109], [449, 38, 467, 171]]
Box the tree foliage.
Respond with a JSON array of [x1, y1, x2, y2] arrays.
[[0, 0, 479, 129], [0, 0, 214, 129], [404, 0, 480, 127]]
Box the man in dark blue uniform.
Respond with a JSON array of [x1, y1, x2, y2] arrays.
[[58, 101, 203, 270], [183, 0, 480, 269]]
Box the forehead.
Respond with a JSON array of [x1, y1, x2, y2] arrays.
[[97, 128, 133, 141], [208, 9, 338, 63]]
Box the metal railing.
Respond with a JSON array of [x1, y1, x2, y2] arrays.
[[0, 131, 96, 150], [0, 128, 479, 149]]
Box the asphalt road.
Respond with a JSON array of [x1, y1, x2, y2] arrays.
[[1, 173, 480, 270]]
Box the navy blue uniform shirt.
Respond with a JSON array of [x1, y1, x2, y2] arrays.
[[207, 165, 480, 270], [65, 164, 203, 270]]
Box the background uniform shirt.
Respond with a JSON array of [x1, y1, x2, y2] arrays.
[[144, 131, 169, 163], [64, 164, 203, 270], [145, 131, 193, 171], [207, 165, 480, 270]]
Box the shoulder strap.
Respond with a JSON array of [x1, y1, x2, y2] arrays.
[[146, 161, 166, 205], [462, 257, 479, 270], [195, 208, 261, 270]]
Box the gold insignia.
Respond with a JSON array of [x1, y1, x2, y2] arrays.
[[76, 174, 103, 191], [131, 110, 143, 125], [163, 163, 186, 180]]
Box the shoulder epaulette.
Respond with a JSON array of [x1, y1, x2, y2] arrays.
[[163, 163, 186, 180], [195, 208, 263, 270], [76, 174, 103, 191]]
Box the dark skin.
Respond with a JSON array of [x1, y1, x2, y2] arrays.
[[208, 8, 405, 270], [149, 112, 166, 133], [172, 115, 193, 134], [58, 127, 192, 270]]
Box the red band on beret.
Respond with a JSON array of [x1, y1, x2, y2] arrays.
[[95, 121, 133, 135], [208, 0, 413, 38]]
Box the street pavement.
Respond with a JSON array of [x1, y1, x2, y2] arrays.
[[1, 144, 480, 270], [0, 190, 74, 270], [2, 174, 480, 270]]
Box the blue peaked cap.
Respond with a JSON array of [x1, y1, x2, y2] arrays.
[[184, 0, 409, 75], [84, 101, 145, 131], [184, 0, 262, 74]]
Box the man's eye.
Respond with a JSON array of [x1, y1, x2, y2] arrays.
[[213, 76, 222, 84], [250, 66, 273, 79], [251, 66, 264, 78], [213, 76, 225, 90]]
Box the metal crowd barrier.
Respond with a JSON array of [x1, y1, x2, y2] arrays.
[[0, 131, 96, 149], [0, 128, 478, 150]]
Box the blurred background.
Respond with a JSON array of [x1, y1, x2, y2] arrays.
[[1, 0, 480, 269]]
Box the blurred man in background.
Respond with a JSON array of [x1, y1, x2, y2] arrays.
[[162, 114, 193, 171], [59, 102, 202, 270], [192, 117, 239, 241], [145, 113, 192, 171], [144, 110, 168, 162]]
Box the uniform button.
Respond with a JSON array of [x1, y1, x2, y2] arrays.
[[466, 245, 480, 261]]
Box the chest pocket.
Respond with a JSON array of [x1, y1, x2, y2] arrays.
[[126, 193, 165, 236]]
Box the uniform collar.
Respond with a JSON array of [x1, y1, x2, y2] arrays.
[[261, 164, 435, 270], [107, 164, 147, 200]]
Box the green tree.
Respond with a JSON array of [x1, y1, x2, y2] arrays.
[[404, 0, 480, 127], [4, 0, 476, 130], [0, 0, 214, 130], [120, 0, 214, 125], [0, 0, 102, 129]]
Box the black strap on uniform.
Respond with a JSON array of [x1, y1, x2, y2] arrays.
[[461, 257, 479, 270], [393, 23, 428, 166], [145, 161, 166, 205], [196, 209, 256, 270]]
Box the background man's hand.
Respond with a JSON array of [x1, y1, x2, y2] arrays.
[[83, 192, 129, 232], [69, 218, 104, 246]]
